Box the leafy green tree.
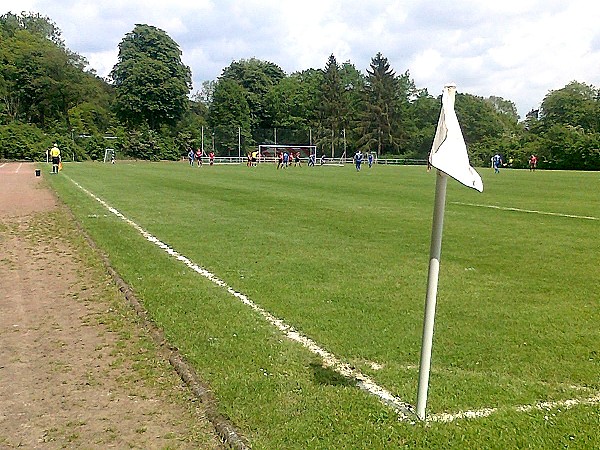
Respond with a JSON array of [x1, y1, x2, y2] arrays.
[[220, 58, 285, 134], [0, 122, 47, 160], [455, 93, 505, 143], [402, 88, 439, 159], [539, 81, 599, 132], [261, 68, 324, 145], [208, 78, 252, 155], [294, 68, 325, 129], [175, 98, 208, 152], [486, 96, 519, 122], [110, 24, 191, 129], [523, 81, 600, 169], [0, 12, 94, 128], [195, 80, 216, 106], [540, 124, 600, 170], [265, 75, 309, 129], [0, 12, 64, 47]]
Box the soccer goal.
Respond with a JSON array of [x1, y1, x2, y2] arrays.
[[103, 148, 116, 164], [258, 144, 317, 162]]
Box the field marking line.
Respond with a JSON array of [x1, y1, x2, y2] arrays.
[[451, 202, 599, 221], [429, 392, 600, 423], [66, 177, 415, 420], [66, 175, 600, 424], [15, 162, 23, 173], [398, 364, 594, 392], [0, 163, 6, 168]]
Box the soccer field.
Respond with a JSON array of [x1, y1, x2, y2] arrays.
[[47, 161, 600, 448]]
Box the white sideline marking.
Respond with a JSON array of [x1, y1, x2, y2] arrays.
[[429, 392, 600, 423], [452, 202, 599, 221], [0, 163, 6, 168], [66, 177, 415, 419], [15, 163, 23, 173], [67, 176, 600, 424]]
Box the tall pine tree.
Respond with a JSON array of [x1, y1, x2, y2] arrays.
[[320, 54, 347, 157], [357, 52, 400, 155]]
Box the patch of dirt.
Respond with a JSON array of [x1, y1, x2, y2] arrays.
[[0, 163, 223, 449]]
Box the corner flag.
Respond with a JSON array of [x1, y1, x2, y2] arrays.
[[416, 84, 483, 421], [428, 84, 483, 192]]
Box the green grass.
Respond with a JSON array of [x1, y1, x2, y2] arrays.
[[46, 161, 600, 449]]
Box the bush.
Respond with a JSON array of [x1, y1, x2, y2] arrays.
[[0, 122, 48, 160]]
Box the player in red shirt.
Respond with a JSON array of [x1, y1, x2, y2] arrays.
[[529, 154, 538, 171]]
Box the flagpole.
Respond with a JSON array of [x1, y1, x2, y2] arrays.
[[416, 169, 448, 420]]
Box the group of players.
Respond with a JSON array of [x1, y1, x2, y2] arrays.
[[352, 150, 374, 171], [187, 148, 215, 166], [276, 151, 303, 169], [188, 147, 537, 173], [491, 153, 538, 173]]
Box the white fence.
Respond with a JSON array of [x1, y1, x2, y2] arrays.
[[196, 156, 427, 166]]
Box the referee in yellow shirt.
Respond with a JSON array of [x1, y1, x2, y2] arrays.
[[50, 144, 61, 174]]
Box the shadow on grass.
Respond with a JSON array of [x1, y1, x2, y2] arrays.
[[310, 362, 356, 387]]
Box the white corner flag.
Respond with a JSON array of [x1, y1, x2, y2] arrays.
[[428, 84, 483, 192], [416, 84, 483, 421]]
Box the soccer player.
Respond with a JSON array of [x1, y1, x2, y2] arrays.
[[50, 143, 61, 174], [354, 150, 363, 171], [196, 148, 203, 166], [368, 152, 373, 168], [529, 154, 538, 171], [492, 153, 502, 173], [209, 151, 215, 166], [308, 153, 315, 167], [188, 148, 195, 166]]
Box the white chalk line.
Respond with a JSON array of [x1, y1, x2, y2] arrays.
[[15, 162, 23, 173], [430, 392, 600, 423], [451, 202, 599, 221], [66, 177, 415, 420], [67, 176, 600, 424]]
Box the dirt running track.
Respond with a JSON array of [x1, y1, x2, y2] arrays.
[[0, 162, 223, 449]]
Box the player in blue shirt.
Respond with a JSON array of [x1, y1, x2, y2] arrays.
[[354, 150, 363, 171]]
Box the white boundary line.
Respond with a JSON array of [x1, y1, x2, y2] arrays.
[[0, 163, 6, 168], [451, 202, 599, 221], [67, 176, 600, 424], [429, 392, 600, 423], [15, 162, 23, 173], [66, 177, 415, 420]]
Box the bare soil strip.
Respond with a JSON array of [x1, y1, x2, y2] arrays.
[[0, 163, 224, 449]]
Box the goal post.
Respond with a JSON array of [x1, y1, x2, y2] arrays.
[[103, 148, 116, 163], [258, 144, 317, 162]]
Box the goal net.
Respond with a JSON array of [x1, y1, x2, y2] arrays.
[[258, 145, 316, 161], [103, 148, 116, 163]]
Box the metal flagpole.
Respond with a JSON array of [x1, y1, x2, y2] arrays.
[[415, 84, 483, 421], [416, 169, 448, 420]]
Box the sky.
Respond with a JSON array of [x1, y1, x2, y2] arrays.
[[4, 0, 600, 119]]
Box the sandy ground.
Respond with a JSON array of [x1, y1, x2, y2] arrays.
[[0, 162, 223, 449]]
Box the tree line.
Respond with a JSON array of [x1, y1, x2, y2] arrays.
[[1, 12, 598, 169]]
